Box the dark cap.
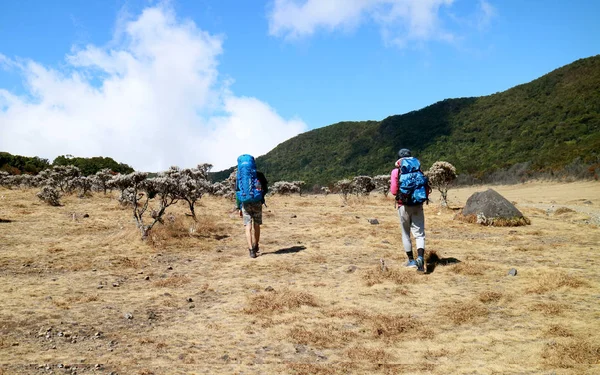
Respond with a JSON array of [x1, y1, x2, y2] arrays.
[[398, 148, 412, 158]]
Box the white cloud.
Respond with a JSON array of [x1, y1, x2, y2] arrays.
[[0, 4, 307, 171], [268, 0, 494, 46]]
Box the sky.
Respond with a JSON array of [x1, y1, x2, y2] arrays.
[[0, 0, 598, 172]]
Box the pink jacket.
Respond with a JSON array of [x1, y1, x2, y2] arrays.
[[390, 158, 403, 197], [390, 167, 400, 197]]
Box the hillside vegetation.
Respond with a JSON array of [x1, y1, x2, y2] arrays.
[[213, 55, 600, 186], [0, 153, 134, 176]]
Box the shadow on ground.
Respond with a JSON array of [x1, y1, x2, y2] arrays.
[[426, 252, 461, 274], [263, 245, 307, 256]]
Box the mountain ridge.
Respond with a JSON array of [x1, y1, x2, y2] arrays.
[[213, 55, 600, 186]]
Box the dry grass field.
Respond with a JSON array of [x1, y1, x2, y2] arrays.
[[1, 181, 599, 374]]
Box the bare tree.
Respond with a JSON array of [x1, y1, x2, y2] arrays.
[[425, 161, 457, 207]]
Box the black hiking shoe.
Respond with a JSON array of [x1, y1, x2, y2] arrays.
[[249, 248, 257, 258], [416, 256, 425, 273]]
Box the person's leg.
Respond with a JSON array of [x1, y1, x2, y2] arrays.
[[252, 203, 263, 253], [398, 206, 415, 266], [253, 223, 261, 251], [409, 204, 426, 272], [245, 222, 254, 249], [241, 204, 257, 258]]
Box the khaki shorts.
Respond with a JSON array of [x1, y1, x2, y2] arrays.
[[241, 202, 262, 225]]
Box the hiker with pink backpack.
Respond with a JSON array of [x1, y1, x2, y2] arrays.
[[390, 148, 431, 273], [235, 154, 268, 259]]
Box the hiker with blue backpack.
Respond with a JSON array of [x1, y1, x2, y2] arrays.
[[235, 154, 268, 259], [390, 148, 431, 273]]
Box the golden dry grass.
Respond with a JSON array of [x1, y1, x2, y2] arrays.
[[0, 181, 599, 374], [541, 338, 600, 368]]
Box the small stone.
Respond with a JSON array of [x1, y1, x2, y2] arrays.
[[368, 218, 379, 225], [58, 332, 64, 337], [144, 276, 150, 281], [11, 342, 19, 346], [187, 297, 193, 302], [97, 285, 104, 289], [290, 214, 297, 218], [94, 332, 102, 337], [264, 286, 275, 292], [508, 268, 518, 276], [83, 214, 89, 218], [221, 354, 230, 361], [345, 265, 357, 273], [58, 364, 64, 368], [189, 304, 195, 309], [147, 311, 157, 320], [124, 313, 133, 319], [92, 269, 96, 272], [167, 266, 173, 270], [112, 283, 119, 287]]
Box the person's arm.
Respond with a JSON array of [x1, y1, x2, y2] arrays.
[[390, 168, 399, 196]]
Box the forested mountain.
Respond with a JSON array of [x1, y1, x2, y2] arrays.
[[213, 55, 600, 186]]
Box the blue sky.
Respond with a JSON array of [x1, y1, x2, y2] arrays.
[[0, 0, 599, 171]]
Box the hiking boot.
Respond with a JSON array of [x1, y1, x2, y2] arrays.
[[405, 260, 417, 268], [249, 248, 257, 259], [416, 256, 425, 273]]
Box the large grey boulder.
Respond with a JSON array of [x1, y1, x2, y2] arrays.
[[457, 189, 530, 226]]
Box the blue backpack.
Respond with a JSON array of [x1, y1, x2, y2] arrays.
[[398, 157, 429, 206], [236, 155, 264, 204]]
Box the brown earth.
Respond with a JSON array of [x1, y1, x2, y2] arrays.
[[0, 181, 599, 374]]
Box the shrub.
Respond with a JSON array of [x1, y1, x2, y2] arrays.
[[93, 168, 115, 194], [425, 161, 457, 207], [74, 176, 94, 198], [37, 185, 62, 206], [163, 164, 213, 220], [350, 176, 375, 196], [334, 179, 352, 202], [271, 181, 302, 195], [373, 175, 390, 196], [38, 165, 81, 193]]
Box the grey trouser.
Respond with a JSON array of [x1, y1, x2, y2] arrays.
[[397, 204, 425, 253]]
